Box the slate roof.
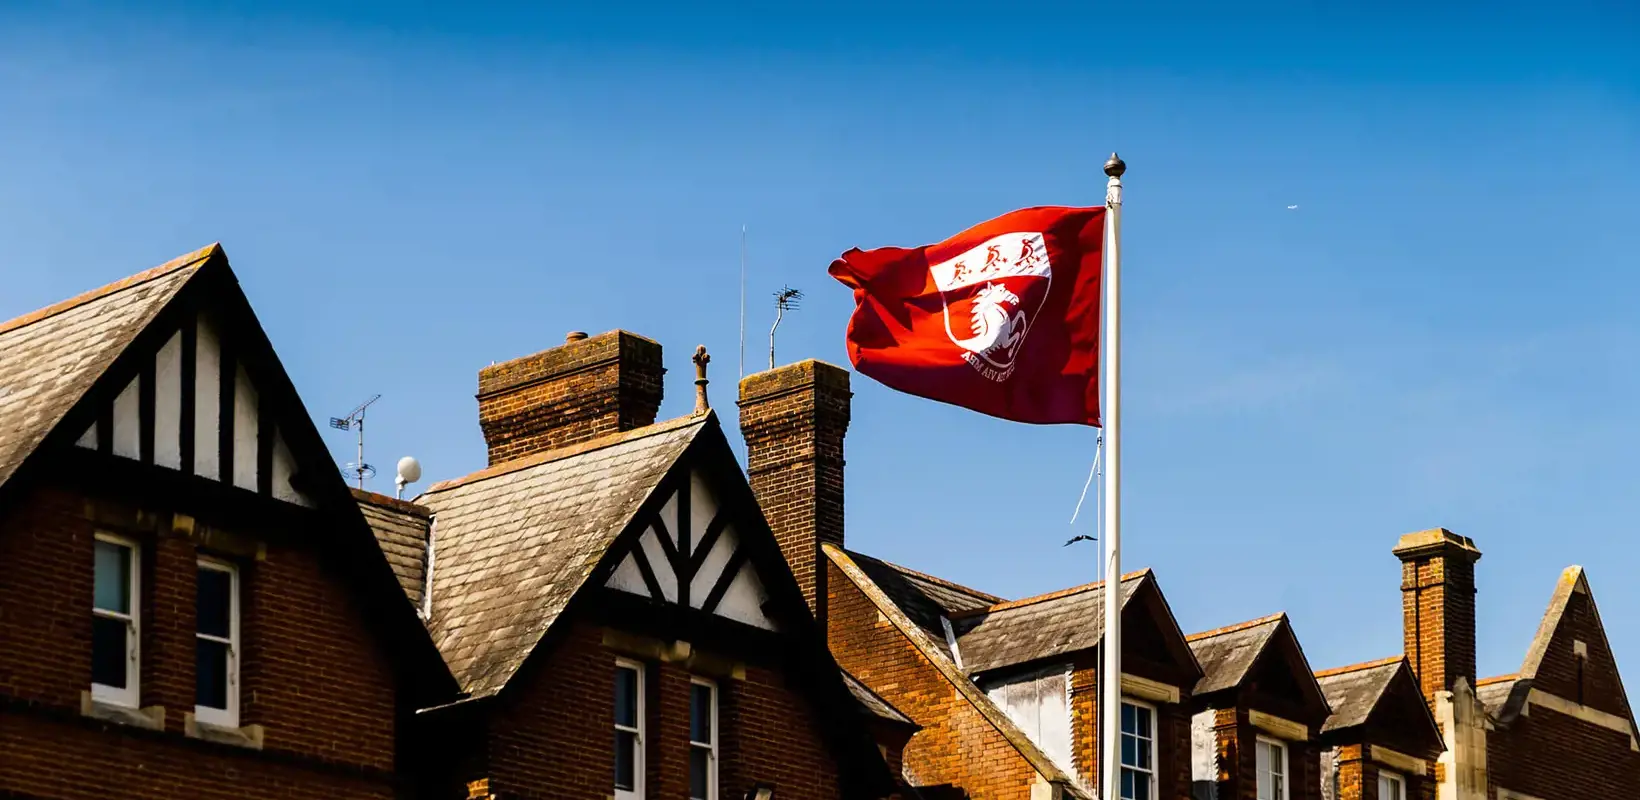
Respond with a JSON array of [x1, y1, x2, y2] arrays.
[[1314, 656, 1404, 732], [844, 670, 915, 726], [949, 572, 1149, 675], [0, 245, 215, 493], [354, 489, 432, 608], [844, 549, 1000, 659], [420, 414, 707, 698], [1476, 675, 1521, 718], [1187, 614, 1285, 695]]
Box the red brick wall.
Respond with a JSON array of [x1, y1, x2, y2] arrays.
[[827, 561, 1045, 798], [1205, 708, 1322, 800], [0, 485, 399, 798], [1486, 702, 1640, 799], [738, 361, 850, 618], [1328, 744, 1435, 800], [477, 331, 664, 466], [1067, 656, 1193, 799], [481, 620, 845, 800], [1393, 534, 1480, 704]]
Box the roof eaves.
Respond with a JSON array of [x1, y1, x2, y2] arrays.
[[869, 555, 1004, 605]]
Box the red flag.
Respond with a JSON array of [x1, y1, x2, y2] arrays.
[[829, 206, 1105, 426]]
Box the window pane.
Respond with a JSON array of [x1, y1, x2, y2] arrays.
[[614, 667, 638, 728], [1137, 737, 1152, 770], [1121, 702, 1135, 732], [691, 683, 714, 744], [614, 730, 637, 790], [197, 639, 230, 710], [1137, 704, 1152, 734], [91, 616, 128, 688], [1121, 733, 1136, 765], [1131, 770, 1151, 800], [1271, 742, 1284, 773], [1121, 768, 1135, 799], [94, 541, 131, 613], [689, 747, 711, 799], [196, 567, 232, 638], [1274, 775, 1285, 798]]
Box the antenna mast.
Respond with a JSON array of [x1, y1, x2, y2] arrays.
[[739, 225, 747, 379], [329, 394, 381, 491], [769, 286, 803, 370]]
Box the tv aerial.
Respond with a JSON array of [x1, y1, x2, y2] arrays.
[[769, 286, 803, 369], [329, 394, 381, 490]]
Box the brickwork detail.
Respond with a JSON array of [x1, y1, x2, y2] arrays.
[[827, 561, 1046, 798], [739, 361, 851, 617], [0, 486, 398, 798], [477, 620, 843, 799], [1393, 531, 1482, 704], [478, 330, 664, 465]]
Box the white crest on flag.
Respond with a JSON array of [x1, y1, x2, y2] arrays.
[[929, 231, 1052, 381]]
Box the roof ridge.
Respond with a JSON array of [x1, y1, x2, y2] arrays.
[[1314, 655, 1404, 679], [949, 569, 1151, 619], [352, 487, 433, 518], [1185, 612, 1287, 642], [846, 550, 1003, 605], [1476, 673, 1520, 687], [423, 413, 709, 495], [0, 243, 219, 337]]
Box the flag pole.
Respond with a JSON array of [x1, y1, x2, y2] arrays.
[[1100, 152, 1126, 800]]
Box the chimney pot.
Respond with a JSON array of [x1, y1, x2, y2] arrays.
[[566, 331, 589, 343]]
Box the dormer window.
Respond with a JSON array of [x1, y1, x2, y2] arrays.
[[1378, 770, 1405, 800]]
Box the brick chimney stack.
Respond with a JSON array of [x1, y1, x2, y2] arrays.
[[738, 360, 851, 620], [477, 330, 664, 466], [1393, 528, 1483, 704]]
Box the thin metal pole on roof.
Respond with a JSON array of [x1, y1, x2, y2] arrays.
[[740, 225, 747, 379], [1099, 153, 1126, 800]]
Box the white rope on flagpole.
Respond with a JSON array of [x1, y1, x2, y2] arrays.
[[1068, 436, 1104, 525]]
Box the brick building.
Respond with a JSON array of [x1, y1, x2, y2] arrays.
[[732, 357, 1640, 800], [0, 249, 902, 800], [5, 248, 1636, 800], [0, 246, 455, 799]]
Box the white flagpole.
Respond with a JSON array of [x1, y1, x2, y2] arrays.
[[1100, 152, 1126, 800]]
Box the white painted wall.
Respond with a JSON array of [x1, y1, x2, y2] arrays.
[[111, 378, 140, 459], [153, 332, 183, 469], [194, 317, 222, 480], [639, 526, 678, 603], [1191, 709, 1218, 800], [986, 666, 1075, 779], [688, 525, 737, 607], [716, 561, 776, 631], [607, 553, 650, 597], [231, 365, 258, 490]]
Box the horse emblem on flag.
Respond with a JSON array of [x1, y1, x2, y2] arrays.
[[929, 231, 1053, 381]]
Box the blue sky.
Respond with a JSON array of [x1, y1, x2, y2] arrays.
[[3, 2, 1638, 684]]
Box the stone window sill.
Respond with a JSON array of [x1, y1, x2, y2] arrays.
[[184, 713, 265, 750], [79, 691, 165, 731]]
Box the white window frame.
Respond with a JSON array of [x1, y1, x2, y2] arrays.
[[194, 557, 240, 728], [614, 659, 645, 800], [690, 677, 719, 800], [1377, 770, 1406, 800], [1119, 698, 1156, 800], [91, 533, 140, 708], [1256, 736, 1290, 800]]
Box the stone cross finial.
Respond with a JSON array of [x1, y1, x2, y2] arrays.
[[693, 345, 711, 415]]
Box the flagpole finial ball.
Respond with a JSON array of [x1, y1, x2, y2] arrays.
[[1103, 153, 1126, 178]]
